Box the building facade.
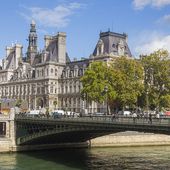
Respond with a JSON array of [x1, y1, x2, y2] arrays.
[[0, 21, 132, 113]]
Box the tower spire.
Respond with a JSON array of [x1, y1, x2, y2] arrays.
[[26, 20, 38, 64]]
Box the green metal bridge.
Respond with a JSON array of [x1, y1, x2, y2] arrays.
[[15, 115, 170, 145]]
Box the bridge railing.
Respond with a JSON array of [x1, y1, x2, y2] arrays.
[[15, 113, 170, 126]]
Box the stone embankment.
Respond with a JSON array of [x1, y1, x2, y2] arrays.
[[0, 138, 12, 152], [90, 132, 170, 147]]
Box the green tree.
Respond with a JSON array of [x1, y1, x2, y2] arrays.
[[160, 95, 170, 109], [141, 50, 170, 111], [113, 57, 144, 110], [53, 100, 57, 109], [81, 58, 144, 112], [15, 99, 22, 108], [80, 61, 116, 112]]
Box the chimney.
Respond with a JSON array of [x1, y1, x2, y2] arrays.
[[44, 35, 53, 48], [14, 44, 23, 68]]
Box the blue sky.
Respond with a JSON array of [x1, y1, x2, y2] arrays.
[[0, 0, 170, 61]]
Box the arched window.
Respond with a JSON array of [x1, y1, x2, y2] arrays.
[[46, 68, 48, 76], [78, 69, 83, 76]]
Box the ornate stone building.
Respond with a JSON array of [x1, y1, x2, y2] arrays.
[[0, 21, 132, 113]]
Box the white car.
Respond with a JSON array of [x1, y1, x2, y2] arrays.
[[26, 110, 40, 117], [53, 110, 65, 115], [93, 112, 105, 116], [123, 111, 131, 116], [118, 110, 131, 116]]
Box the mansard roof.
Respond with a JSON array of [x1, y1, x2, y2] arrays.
[[64, 58, 89, 70], [93, 31, 132, 57]]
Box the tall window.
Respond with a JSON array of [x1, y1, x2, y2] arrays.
[[46, 68, 48, 76], [37, 70, 39, 77], [55, 69, 57, 76], [50, 86, 53, 93]]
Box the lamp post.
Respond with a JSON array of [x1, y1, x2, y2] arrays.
[[104, 85, 108, 115], [146, 88, 149, 113], [82, 93, 86, 115], [82, 93, 85, 110], [0, 101, 1, 114]]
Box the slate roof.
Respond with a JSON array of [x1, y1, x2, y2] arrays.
[[93, 31, 132, 57]]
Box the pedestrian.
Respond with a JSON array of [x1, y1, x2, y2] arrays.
[[156, 113, 160, 123], [132, 112, 137, 123], [111, 113, 116, 121], [156, 113, 160, 119], [149, 113, 152, 124]]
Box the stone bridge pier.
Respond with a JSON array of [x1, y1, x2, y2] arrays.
[[0, 111, 88, 152], [0, 110, 16, 152]]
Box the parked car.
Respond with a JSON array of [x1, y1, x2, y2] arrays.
[[27, 110, 40, 117], [66, 111, 73, 116], [53, 110, 65, 115], [52, 110, 65, 118], [93, 112, 105, 116], [165, 111, 170, 116], [123, 111, 131, 116], [118, 110, 131, 116]]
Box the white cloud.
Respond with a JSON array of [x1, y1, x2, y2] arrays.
[[20, 2, 84, 28], [134, 31, 170, 55], [157, 14, 170, 25], [133, 0, 170, 10]]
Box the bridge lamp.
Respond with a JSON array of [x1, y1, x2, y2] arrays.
[[104, 85, 108, 115]]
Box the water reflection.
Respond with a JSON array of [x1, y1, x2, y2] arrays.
[[0, 153, 17, 170], [0, 146, 170, 170]]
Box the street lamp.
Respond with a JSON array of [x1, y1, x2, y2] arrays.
[[104, 85, 108, 115], [0, 101, 1, 114], [146, 88, 149, 112]]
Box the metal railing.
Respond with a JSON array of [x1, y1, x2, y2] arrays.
[[15, 114, 170, 126]]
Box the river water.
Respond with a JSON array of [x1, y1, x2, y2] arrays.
[[0, 146, 170, 170]]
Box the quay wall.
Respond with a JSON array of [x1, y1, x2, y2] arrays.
[[90, 132, 170, 147], [2, 133, 170, 152], [0, 138, 11, 152]]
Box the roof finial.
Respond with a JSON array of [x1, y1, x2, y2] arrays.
[[31, 19, 36, 25]]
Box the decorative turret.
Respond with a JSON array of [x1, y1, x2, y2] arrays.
[[26, 20, 38, 65]]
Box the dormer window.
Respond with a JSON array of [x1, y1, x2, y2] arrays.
[[97, 39, 104, 55], [112, 44, 116, 48], [118, 40, 125, 56]]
